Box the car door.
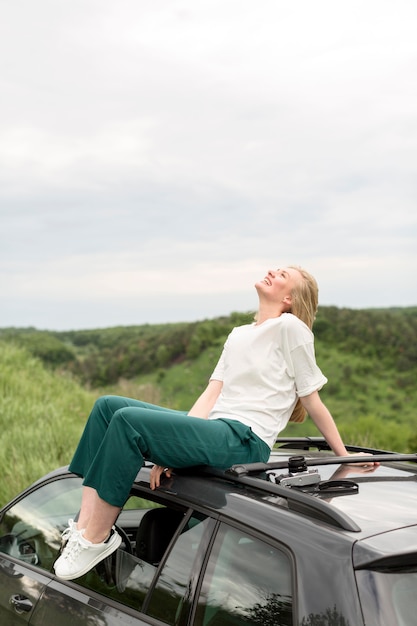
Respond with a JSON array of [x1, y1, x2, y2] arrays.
[[0, 555, 50, 625], [0, 473, 156, 626], [0, 469, 217, 626], [0, 474, 83, 625], [63, 492, 215, 626], [0, 474, 153, 626], [193, 521, 294, 626]]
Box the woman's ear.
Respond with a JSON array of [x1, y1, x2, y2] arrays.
[[282, 295, 292, 313]]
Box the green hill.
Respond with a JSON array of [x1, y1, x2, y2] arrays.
[[0, 306, 416, 505], [0, 342, 95, 505]]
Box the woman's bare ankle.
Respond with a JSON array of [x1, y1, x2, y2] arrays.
[[82, 530, 110, 544]]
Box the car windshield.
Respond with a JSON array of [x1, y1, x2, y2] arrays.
[[356, 568, 417, 626]]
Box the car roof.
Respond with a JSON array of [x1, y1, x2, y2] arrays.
[[271, 440, 417, 537], [133, 438, 417, 544]]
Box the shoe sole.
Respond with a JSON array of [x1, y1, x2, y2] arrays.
[[56, 532, 122, 580]]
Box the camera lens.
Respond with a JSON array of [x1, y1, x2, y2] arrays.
[[288, 456, 307, 474]]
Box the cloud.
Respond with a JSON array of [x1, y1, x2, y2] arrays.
[[0, 1, 416, 329]]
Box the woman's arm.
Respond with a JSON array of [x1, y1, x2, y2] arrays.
[[299, 390, 349, 456], [188, 379, 223, 419], [300, 391, 379, 466]]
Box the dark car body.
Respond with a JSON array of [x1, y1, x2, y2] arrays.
[[1, 437, 417, 626]]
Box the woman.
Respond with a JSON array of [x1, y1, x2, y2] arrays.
[[54, 265, 376, 580]]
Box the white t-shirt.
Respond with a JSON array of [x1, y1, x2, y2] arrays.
[[208, 314, 327, 449]]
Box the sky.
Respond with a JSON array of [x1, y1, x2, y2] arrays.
[[1, 0, 416, 331]]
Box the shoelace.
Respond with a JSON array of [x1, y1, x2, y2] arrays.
[[61, 532, 88, 564], [61, 519, 78, 546]]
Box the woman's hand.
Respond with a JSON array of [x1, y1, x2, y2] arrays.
[[345, 452, 380, 468], [150, 465, 172, 490], [331, 460, 379, 480]]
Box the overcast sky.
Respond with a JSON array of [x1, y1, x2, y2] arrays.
[[1, 0, 416, 330]]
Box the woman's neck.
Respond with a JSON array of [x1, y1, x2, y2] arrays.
[[255, 304, 286, 325]]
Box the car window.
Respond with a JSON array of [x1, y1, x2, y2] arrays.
[[146, 511, 211, 624], [194, 524, 293, 626], [77, 495, 209, 617], [357, 569, 417, 626], [76, 494, 169, 610], [0, 476, 83, 572]]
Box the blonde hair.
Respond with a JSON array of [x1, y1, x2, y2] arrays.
[[287, 266, 319, 423], [287, 265, 319, 330]]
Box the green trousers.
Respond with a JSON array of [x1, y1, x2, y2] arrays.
[[69, 395, 270, 507]]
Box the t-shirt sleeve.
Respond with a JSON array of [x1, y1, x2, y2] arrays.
[[289, 343, 328, 396], [280, 315, 327, 396]]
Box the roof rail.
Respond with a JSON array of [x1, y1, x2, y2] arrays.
[[275, 437, 413, 456], [203, 466, 361, 532], [173, 447, 417, 534], [275, 437, 332, 450], [200, 451, 416, 533], [228, 453, 417, 477]]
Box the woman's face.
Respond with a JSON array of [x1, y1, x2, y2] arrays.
[[255, 267, 302, 305]]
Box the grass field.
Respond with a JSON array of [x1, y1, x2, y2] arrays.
[[1, 318, 416, 506], [0, 342, 95, 505]]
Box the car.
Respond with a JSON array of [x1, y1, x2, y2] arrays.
[[1, 437, 417, 626]]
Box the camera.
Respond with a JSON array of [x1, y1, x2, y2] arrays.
[[268, 456, 321, 487]]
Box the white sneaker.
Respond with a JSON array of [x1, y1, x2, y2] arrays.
[[54, 529, 121, 580]]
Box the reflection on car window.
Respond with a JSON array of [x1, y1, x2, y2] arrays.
[[195, 524, 293, 626], [357, 569, 417, 626], [0, 476, 83, 572], [78, 495, 195, 615], [146, 512, 210, 624]]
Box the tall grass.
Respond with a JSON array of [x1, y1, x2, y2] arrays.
[[0, 341, 96, 506]]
